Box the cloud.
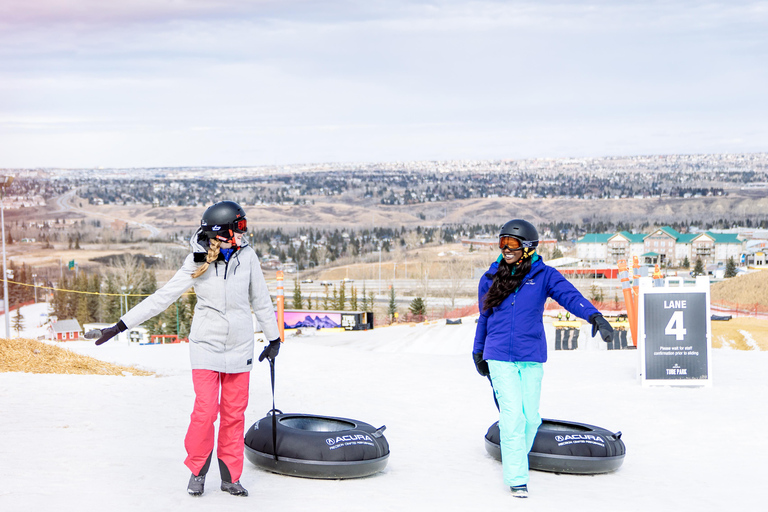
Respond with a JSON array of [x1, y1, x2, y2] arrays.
[[1, 1, 767, 167]]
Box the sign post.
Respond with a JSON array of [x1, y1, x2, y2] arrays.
[[638, 276, 712, 387], [276, 270, 285, 342]]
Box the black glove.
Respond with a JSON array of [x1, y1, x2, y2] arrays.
[[473, 352, 489, 377], [589, 313, 614, 343], [259, 338, 281, 362], [85, 320, 127, 346]]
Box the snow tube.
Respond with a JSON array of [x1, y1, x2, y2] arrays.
[[244, 412, 389, 479], [484, 419, 625, 474]]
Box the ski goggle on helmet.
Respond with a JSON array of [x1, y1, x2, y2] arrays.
[[498, 219, 539, 258], [498, 236, 522, 251]]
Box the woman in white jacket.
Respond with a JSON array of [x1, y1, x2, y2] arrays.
[[91, 201, 281, 498]]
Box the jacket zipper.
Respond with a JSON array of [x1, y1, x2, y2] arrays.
[[508, 270, 537, 359]]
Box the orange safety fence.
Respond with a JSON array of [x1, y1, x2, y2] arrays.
[[711, 301, 768, 317]]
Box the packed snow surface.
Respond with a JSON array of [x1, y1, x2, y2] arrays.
[[1, 308, 766, 511]]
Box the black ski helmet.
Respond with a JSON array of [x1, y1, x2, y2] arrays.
[[201, 201, 247, 243], [499, 219, 539, 252]]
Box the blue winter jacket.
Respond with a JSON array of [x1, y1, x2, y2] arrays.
[[473, 256, 600, 363]]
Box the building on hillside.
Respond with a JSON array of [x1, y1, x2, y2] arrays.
[[691, 232, 742, 265], [574, 233, 612, 265], [743, 240, 768, 266], [577, 227, 746, 267], [643, 227, 684, 266], [49, 319, 82, 341], [607, 231, 646, 264]]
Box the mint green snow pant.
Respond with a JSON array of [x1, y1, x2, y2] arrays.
[[487, 360, 544, 487]]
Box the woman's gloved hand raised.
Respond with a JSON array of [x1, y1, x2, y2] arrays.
[[589, 314, 614, 343], [85, 320, 127, 345]]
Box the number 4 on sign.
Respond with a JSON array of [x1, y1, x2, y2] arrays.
[[665, 311, 687, 341]]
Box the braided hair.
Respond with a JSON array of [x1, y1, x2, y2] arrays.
[[482, 256, 533, 311], [191, 238, 222, 278]]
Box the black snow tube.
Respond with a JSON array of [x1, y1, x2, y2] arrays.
[[244, 412, 390, 479], [485, 419, 625, 474]]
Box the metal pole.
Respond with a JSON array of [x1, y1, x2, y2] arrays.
[[276, 270, 285, 342], [1, 196, 9, 338]]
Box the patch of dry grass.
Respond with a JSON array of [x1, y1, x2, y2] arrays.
[[711, 270, 768, 307], [711, 317, 768, 350], [0, 338, 154, 376]]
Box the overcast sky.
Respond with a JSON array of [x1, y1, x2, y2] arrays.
[[1, 0, 766, 168]]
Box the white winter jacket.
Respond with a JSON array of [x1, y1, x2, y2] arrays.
[[121, 230, 280, 373]]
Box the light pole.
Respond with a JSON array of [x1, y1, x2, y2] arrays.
[[1, 176, 14, 338], [32, 274, 37, 303], [125, 285, 133, 315]]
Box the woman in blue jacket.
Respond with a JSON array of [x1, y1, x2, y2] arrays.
[[473, 219, 613, 498]]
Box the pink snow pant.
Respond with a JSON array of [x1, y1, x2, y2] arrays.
[[184, 369, 250, 482]]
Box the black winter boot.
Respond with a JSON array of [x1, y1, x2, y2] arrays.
[[220, 480, 248, 496], [187, 474, 205, 496]]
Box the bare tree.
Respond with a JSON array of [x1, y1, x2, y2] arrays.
[[418, 252, 431, 301], [445, 257, 471, 308]]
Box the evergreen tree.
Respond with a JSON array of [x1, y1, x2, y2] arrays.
[[75, 293, 91, 327], [359, 283, 368, 311], [349, 286, 358, 311], [331, 286, 339, 310], [387, 286, 398, 323], [86, 274, 101, 321], [338, 281, 346, 311], [589, 283, 604, 304], [305, 293, 313, 310], [693, 258, 705, 277], [99, 278, 122, 323], [17, 263, 34, 303], [552, 247, 563, 259], [12, 307, 24, 336], [141, 268, 158, 298], [292, 278, 303, 309], [682, 256, 690, 269], [724, 256, 738, 278], [409, 296, 426, 318], [51, 274, 69, 321], [323, 285, 330, 310]]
